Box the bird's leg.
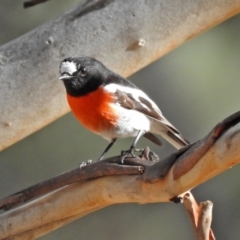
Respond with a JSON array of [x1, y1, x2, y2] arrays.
[[121, 130, 144, 163], [97, 138, 117, 161], [79, 139, 117, 168]]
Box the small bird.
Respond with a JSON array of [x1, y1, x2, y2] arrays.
[[59, 56, 189, 161]]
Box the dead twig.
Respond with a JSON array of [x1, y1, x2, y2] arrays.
[[197, 201, 214, 240], [183, 192, 215, 240]]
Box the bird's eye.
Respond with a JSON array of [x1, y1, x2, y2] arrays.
[[79, 68, 87, 77]]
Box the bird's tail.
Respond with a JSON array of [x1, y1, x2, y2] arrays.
[[160, 130, 189, 150], [150, 117, 189, 150]]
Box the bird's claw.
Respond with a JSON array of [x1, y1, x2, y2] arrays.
[[120, 150, 136, 158], [120, 154, 128, 164], [79, 159, 93, 169], [133, 148, 144, 153], [87, 159, 93, 164], [120, 147, 140, 164]]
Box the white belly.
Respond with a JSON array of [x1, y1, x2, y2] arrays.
[[100, 104, 151, 141]]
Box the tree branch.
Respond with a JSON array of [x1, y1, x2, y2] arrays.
[[197, 201, 214, 240], [2, 110, 239, 211], [183, 192, 215, 240], [1, 0, 240, 151], [0, 156, 147, 211], [0, 111, 240, 239]]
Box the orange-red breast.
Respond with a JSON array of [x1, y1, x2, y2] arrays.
[[59, 56, 189, 161]]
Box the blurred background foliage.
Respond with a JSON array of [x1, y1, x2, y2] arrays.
[[0, 1, 240, 239]]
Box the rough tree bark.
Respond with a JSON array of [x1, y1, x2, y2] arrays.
[[0, 0, 240, 151]]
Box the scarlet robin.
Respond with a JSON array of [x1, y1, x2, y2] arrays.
[[59, 56, 189, 162]]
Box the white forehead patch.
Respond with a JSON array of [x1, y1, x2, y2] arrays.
[[60, 61, 77, 75]]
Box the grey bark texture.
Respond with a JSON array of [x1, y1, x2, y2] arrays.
[[0, 0, 239, 151]]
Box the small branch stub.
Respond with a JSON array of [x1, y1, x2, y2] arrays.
[[197, 201, 214, 240], [183, 193, 215, 240]]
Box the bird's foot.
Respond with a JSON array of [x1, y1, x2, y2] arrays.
[[133, 148, 144, 153], [120, 147, 143, 164], [79, 159, 93, 169], [139, 147, 159, 162]]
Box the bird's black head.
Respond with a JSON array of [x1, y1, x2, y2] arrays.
[[59, 56, 108, 96]]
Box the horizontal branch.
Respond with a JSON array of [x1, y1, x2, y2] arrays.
[[0, 156, 147, 210], [1, 0, 240, 151], [0, 120, 240, 239]]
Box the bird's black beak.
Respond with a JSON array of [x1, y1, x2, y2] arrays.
[[59, 74, 72, 81]]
